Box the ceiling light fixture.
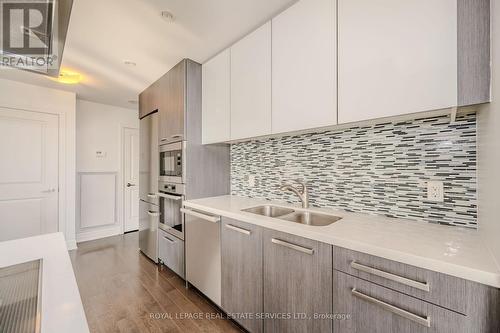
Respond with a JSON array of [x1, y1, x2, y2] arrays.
[[123, 60, 137, 66], [57, 70, 82, 84], [161, 11, 175, 22], [128, 100, 138, 105]]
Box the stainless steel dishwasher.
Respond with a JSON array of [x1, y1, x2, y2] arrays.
[[181, 207, 222, 307]]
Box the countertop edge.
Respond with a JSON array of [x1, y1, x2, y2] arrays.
[[183, 200, 500, 289]]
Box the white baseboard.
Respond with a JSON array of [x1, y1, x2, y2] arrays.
[[66, 239, 77, 250], [76, 226, 122, 243]]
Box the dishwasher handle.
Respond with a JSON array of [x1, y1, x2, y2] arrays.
[[181, 208, 220, 223]]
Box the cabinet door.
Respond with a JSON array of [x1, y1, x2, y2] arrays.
[[333, 270, 466, 333], [221, 218, 263, 333], [263, 229, 332, 332], [338, 0, 457, 124], [139, 82, 159, 119], [159, 61, 185, 144], [202, 49, 231, 144], [272, 0, 337, 134], [158, 230, 185, 279], [231, 22, 272, 140]]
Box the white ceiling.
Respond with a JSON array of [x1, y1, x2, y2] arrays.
[[0, 0, 296, 109]]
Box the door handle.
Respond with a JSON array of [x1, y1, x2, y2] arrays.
[[127, 183, 136, 187]]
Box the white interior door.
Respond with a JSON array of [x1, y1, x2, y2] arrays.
[[123, 127, 139, 232], [0, 108, 59, 241]]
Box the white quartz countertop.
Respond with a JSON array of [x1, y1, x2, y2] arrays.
[[0, 233, 89, 333], [184, 195, 500, 288]]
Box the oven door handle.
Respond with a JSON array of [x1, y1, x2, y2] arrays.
[[157, 193, 183, 201]]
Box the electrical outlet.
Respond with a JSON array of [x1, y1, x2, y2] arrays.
[[427, 181, 444, 202], [248, 175, 256, 187]]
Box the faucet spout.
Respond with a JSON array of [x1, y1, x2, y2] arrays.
[[279, 180, 309, 209]]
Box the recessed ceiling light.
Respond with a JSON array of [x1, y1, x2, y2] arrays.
[[57, 70, 82, 84], [123, 60, 137, 66], [161, 11, 175, 22]]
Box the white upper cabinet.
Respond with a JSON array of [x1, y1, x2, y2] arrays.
[[202, 49, 231, 144], [230, 22, 272, 141], [338, 0, 458, 124], [272, 0, 337, 134]]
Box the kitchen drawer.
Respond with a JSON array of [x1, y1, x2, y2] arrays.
[[158, 229, 185, 279], [333, 270, 466, 333], [333, 246, 466, 314]]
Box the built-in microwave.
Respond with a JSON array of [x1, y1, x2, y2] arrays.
[[159, 141, 185, 183]]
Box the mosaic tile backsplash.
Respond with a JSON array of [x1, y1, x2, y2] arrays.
[[231, 113, 478, 228]]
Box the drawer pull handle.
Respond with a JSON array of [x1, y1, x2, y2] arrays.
[[225, 224, 251, 235], [352, 288, 431, 328], [147, 211, 160, 217], [181, 208, 220, 223], [163, 236, 176, 243], [351, 261, 430, 292], [147, 193, 158, 199], [271, 238, 314, 255]]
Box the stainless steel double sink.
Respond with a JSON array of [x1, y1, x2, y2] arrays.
[[242, 205, 342, 226]]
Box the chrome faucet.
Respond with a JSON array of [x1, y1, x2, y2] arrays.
[[279, 180, 309, 209]]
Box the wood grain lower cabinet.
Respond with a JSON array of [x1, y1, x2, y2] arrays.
[[333, 270, 467, 333], [221, 218, 263, 333], [263, 229, 332, 333]]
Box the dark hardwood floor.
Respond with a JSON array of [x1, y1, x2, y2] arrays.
[[69, 232, 242, 333]]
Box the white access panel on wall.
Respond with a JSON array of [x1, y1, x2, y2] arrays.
[[272, 0, 337, 134], [202, 49, 231, 144], [338, 0, 458, 124], [230, 22, 272, 140]]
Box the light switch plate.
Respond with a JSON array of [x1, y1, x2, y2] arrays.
[[427, 181, 444, 202], [96, 151, 107, 158]]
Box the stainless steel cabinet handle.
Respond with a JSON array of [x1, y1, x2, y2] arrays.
[[147, 193, 158, 199], [157, 193, 183, 201], [350, 261, 430, 292], [126, 183, 136, 187], [147, 211, 160, 217], [180, 208, 220, 223], [160, 138, 168, 142], [171, 134, 183, 139], [351, 288, 431, 328], [163, 236, 175, 243], [271, 238, 314, 255], [225, 224, 251, 235], [42, 188, 56, 193]]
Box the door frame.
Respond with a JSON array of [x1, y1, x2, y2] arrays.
[[120, 125, 140, 234]]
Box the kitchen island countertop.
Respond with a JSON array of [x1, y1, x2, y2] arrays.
[[0, 233, 89, 333]]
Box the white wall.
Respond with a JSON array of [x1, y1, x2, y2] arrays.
[[478, 2, 500, 266], [76, 99, 139, 242], [0, 78, 77, 249]]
